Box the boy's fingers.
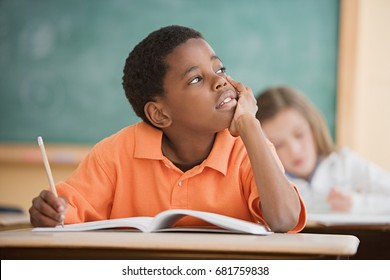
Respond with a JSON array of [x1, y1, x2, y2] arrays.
[[35, 191, 65, 221], [40, 190, 65, 212], [227, 76, 245, 92], [30, 207, 62, 227], [32, 196, 63, 221]]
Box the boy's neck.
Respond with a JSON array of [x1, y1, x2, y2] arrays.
[[161, 132, 216, 172]]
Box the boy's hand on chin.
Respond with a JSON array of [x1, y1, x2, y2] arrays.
[[226, 76, 258, 136]]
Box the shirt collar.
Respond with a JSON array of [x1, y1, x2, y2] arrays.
[[134, 122, 165, 160], [203, 129, 235, 176], [134, 122, 235, 175]]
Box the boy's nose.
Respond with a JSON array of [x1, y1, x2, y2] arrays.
[[214, 76, 228, 90]]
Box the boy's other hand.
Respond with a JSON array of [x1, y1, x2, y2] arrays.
[[226, 76, 258, 136], [29, 190, 67, 227]]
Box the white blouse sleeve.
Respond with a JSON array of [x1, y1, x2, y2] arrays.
[[340, 148, 390, 214]]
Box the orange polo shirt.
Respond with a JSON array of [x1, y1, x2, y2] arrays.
[[57, 122, 306, 232]]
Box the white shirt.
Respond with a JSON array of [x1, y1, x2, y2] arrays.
[[288, 148, 390, 214]]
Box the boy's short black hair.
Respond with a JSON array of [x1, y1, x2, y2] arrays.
[[122, 25, 203, 125]]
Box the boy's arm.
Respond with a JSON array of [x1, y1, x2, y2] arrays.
[[227, 76, 302, 232]]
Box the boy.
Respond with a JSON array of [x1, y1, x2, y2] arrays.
[[29, 25, 305, 232]]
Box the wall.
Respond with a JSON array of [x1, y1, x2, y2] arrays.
[[336, 0, 390, 172]]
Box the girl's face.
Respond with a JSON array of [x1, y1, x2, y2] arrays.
[[161, 38, 238, 135], [262, 108, 318, 180]]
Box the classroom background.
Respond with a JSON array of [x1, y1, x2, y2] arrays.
[[0, 0, 389, 212]]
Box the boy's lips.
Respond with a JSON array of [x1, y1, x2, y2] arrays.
[[216, 89, 238, 109]]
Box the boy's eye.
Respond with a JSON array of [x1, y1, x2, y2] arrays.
[[216, 67, 226, 74], [189, 76, 202, 85], [188, 67, 226, 85]]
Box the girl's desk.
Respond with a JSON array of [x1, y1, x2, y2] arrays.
[[304, 214, 390, 259], [0, 229, 359, 260]]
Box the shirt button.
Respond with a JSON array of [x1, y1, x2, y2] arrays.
[[178, 181, 183, 187]]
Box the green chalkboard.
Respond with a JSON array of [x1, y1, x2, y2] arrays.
[[0, 0, 339, 143]]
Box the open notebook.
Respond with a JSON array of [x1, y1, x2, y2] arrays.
[[32, 209, 272, 235]]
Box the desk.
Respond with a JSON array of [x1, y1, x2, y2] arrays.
[[0, 229, 359, 260], [303, 222, 390, 260]]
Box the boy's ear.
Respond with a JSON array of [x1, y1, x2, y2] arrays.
[[144, 101, 172, 128]]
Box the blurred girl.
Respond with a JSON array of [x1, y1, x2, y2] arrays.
[[256, 86, 390, 214]]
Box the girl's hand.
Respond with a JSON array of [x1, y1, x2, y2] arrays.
[[226, 76, 258, 136], [327, 187, 353, 212], [29, 190, 68, 227]]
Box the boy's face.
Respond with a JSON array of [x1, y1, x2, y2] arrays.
[[161, 38, 238, 134]]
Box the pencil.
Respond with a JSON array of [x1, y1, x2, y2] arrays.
[[37, 136, 58, 197]]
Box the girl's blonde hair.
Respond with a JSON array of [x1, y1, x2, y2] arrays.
[[256, 86, 334, 157]]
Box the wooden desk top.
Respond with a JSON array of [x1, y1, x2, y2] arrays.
[[0, 229, 359, 260]]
